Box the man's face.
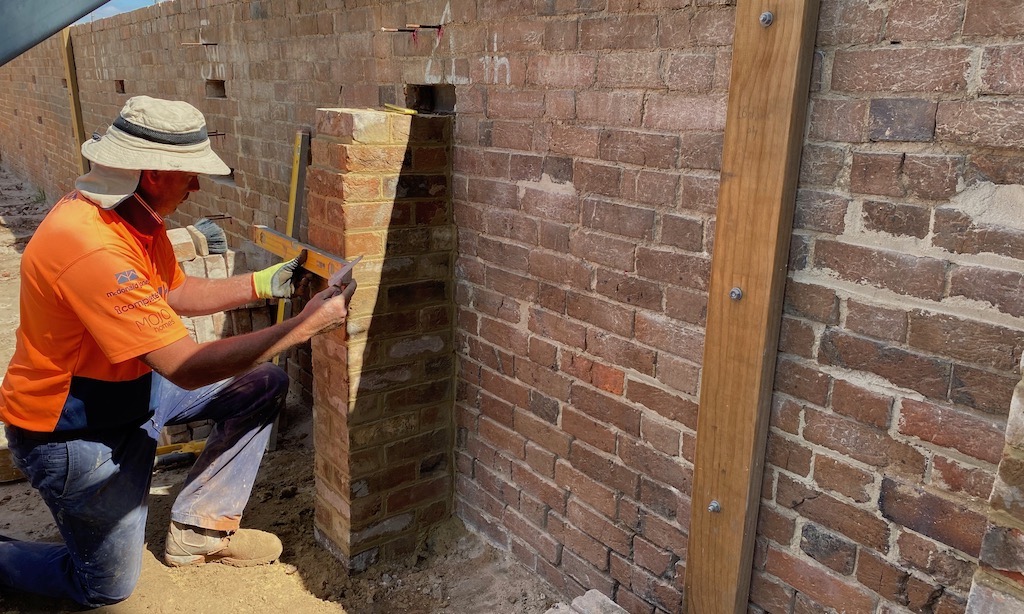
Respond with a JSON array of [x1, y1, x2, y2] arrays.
[[137, 170, 200, 216]]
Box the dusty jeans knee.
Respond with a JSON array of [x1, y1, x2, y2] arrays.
[[0, 425, 155, 607], [0, 363, 288, 606], [151, 362, 287, 531]]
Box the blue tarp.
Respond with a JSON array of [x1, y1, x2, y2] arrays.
[[0, 0, 111, 67]]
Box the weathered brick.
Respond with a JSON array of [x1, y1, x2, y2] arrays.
[[880, 478, 987, 557], [832, 48, 970, 93], [887, 0, 963, 41], [908, 311, 1024, 372], [905, 154, 962, 200], [850, 151, 905, 197], [775, 357, 832, 407], [662, 52, 716, 94], [933, 208, 1024, 261], [777, 474, 891, 551], [897, 527, 977, 591], [820, 328, 951, 399], [862, 200, 930, 239], [784, 280, 840, 325], [845, 299, 908, 344], [899, 399, 1005, 464], [951, 265, 1024, 319], [817, 239, 948, 300], [793, 190, 849, 234], [801, 523, 857, 575], [933, 455, 995, 500], [814, 455, 873, 503], [809, 97, 869, 143], [767, 433, 812, 477], [952, 364, 1017, 415], [815, 0, 886, 45], [569, 439, 639, 496], [779, 317, 816, 359], [831, 379, 893, 430], [581, 15, 659, 50], [963, 0, 1024, 37], [856, 549, 909, 605], [937, 100, 1024, 149], [764, 547, 878, 613], [982, 45, 1024, 95], [805, 408, 927, 476], [868, 98, 937, 142]]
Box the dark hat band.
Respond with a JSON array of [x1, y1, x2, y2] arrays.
[[112, 116, 208, 146]]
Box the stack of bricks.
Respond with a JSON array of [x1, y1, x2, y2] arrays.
[[307, 108, 455, 571], [160, 225, 274, 446], [967, 367, 1024, 612]]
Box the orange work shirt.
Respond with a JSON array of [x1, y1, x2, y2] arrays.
[[0, 192, 189, 433]]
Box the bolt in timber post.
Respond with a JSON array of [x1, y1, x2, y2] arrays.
[[759, 11, 774, 27], [729, 287, 744, 301], [708, 500, 722, 513]]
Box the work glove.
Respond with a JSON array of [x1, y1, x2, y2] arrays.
[[253, 249, 308, 299]]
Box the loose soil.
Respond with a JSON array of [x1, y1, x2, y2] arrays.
[[0, 165, 560, 614]]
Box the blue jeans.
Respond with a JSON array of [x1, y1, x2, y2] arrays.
[[0, 363, 287, 607]]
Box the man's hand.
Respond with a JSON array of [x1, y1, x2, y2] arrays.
[[253, 250, 308, 299], [299, 279, 358, 336]]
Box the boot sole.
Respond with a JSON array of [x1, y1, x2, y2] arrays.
[[164, 552, 279, 568]]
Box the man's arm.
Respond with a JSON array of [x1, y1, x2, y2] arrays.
[[167, 275, 257, 316], [168, 252, 308, 317], [144, 281, 355, 390]]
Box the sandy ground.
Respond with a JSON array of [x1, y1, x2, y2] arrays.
[[0, 165, 560, 613]]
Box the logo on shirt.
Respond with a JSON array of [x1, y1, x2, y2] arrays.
[[115, 270, 139, 285]]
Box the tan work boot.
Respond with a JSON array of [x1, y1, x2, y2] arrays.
[[164, 520, 282, 568]]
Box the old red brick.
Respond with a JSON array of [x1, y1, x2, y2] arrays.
[[815, 239, 947, 300], [856, 548, 909, 604], [779, 317, 816, 359], [586, 329, 657, 376], [937, 100, 1024, 149], [814, 454, 873, 503], [801, 523, 857, 575], [765, 547, 878, 612], [569, 439, 639, 496], [850, 152, 905, 197], [777, 474, 891, 551], [910, 311, 1023, 372], [952, 364, 1017, 415], [815, 0, 886, 45], [804, 409, 926, 476], [784, 280, 840, 325], [950, 265, 1024, 319], [831, 379, 893, 429], [594, 270, 664, 311], [832, 48, 969, 93], [904, 154, 962, 201], [933, 455, 995, 501], [862, 200, 930, 239], [868, 98, 937, 142], [767, 432, 813, 477], [933, 208, 1024, 261], [775, 357, 832, 407], [750, 570, 795, 613], [570, 229, 637, 272], [899, 399, 1005, 464], [880, 478, 987, 557], [581, 15, 659, 50], [577, 90, 644, 127], [845, 299, 908, 344], [819, 328, 951, 399], [618, 434, 692, 493], [964, 0, 1024, 36], [897, 530, 978, 592], [566, 497, 633, 556], [556, 461, 618, 518]]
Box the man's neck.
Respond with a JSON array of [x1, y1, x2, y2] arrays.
[[113, 194, 165, 236]]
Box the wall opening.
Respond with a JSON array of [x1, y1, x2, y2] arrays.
[[114, 80, 125, 94], [405, 84, 456, 114], [205, 79, 227, 99]]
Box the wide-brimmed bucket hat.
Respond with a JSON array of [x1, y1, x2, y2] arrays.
[[76, 96, 230, 209]]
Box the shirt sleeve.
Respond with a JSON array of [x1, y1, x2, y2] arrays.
[[55, 246, 189, 364]]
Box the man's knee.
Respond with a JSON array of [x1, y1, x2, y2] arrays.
[[251, 363, 289, 402], [76, 567, 139, 608]]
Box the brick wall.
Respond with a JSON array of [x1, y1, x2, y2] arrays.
[[308, 108, 455, 570], [754, 1, 1024, 612], [2, 0, 1024, 612]]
